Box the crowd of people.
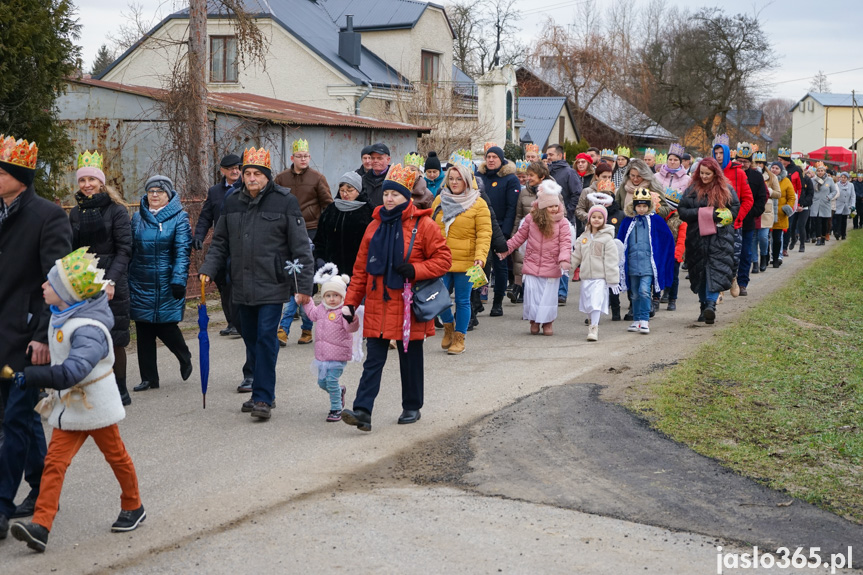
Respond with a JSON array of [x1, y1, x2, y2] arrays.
[[0, 129, 859, 552]]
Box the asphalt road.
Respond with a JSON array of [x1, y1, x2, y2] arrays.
[[3, 239, 860, 574]]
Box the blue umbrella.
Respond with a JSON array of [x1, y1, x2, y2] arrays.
[[198, 279, 210, 409]]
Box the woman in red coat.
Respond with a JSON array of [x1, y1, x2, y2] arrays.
[[340, 165, 452, 432]]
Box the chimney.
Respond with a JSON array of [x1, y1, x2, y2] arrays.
[[339, 14, 361, 68]]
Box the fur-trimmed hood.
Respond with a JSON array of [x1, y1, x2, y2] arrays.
[[477, 161, 517, 177]]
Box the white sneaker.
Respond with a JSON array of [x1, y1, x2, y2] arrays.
[[627, 322, 640, 332], [587, 324, 598, 341], [639, 321, 650, 334]]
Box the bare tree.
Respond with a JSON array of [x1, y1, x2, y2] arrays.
[[809, 70, 831, 93], [107, 2, 161, 54], [760, 97, 794, 146], [446, 0, 526, 78]]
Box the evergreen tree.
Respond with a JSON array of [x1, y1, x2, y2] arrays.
[[91, 44, 115, 77], [0, 0, 80, 198]]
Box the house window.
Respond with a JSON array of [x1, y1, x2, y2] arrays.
[[210, 36, 238, 83], [421, 51, 440, 84]]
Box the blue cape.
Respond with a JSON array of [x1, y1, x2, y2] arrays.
[[616, 213, 676, 292]]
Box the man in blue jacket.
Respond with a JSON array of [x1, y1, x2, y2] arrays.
[[546, 143, 582, 305], [476, 146, 519, 317]]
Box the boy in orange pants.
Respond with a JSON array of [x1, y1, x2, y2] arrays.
[[4, 247, 145, 552]]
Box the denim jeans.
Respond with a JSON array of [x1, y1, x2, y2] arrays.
[[439, 271, 472, 334], [737, 229, 754, 287], [698, 282, 719, 303], [753, 228, 770, 260], [629, 275, 652, 322], [317, 362, 346, 411], [558, 273, 570, 299], [237, 303, 283, 405], [0, 383, 47, 517], [279, 295, 312, 333], [353, 338, 423, 415]]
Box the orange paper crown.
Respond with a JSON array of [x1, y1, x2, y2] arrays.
[[483, 142, 498, 152], [0, 135, 38, 169], [384, 163, 418, 191], [242, 147, 271, 171], [524, 143, 540, 154]]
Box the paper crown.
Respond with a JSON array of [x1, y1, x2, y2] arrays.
[[736, 141, 754, 159], [656, 153, 668, 166], [483, 142, 498, 152], [777, 147, 792, 158], [643, 148, 657, 158], [753, 151, 767, 163], [384, 163, 418, 191], [596, 180, 615, 193], [668, 143, 685, 157], [616, 146, 631, 158], [292, 139, 309, 154], [404, 152, 424, 169], [633, 188, 652, 203], [815, 161, 826, 168], [0, 135, 38, 170], [600, 148, 615, 158], [713, 134, 730, 147], [55, 247, 107, 302], [515, 159, 529, 172], [715, 208, 733, 227], [77, 150, 104, 170], [794, 159, 805, 166], [663, 187, 683, 206], [449, 153, 474, 171], [243, 147, 271, 170], [852, 171, 858, 177], [524, 143, 540, 154]]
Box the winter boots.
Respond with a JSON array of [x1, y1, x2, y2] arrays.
[[447, 332, 465, 355], [441, 322, 455, 350]]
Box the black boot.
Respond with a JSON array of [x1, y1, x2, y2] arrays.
[[697, 302, 706, 323], [611, 306, 621, 321], [509, 284, 523, 304], [799, 243, 805, 253], [704, 301, 716, 324], [788, 236, 796, 250], [773, 257, 783, 268], [490, 295, 503, 317], [468, 296, 478, 331], [660, 289, 669, 304], [667, 299, 677, 311], [751, 261, 759, 274], [116, 378, 131, 407], [759, 255, 768, 272]]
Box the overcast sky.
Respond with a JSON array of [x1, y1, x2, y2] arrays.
[[74, 0, 863, 102]]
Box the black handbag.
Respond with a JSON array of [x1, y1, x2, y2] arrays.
[[405, 219, 451, 322]]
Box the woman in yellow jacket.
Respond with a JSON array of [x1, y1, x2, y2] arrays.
[[770, 161, 797, 268], [432, 163, 492, 354]]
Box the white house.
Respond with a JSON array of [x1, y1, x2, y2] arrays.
[[790, 93, 863, 160]]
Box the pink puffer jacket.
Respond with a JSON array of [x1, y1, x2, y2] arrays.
[[303, 301, 360, 362], [505, 214, 571, 278]]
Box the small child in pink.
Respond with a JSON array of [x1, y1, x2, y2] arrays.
[[303, 265, 360, 422]]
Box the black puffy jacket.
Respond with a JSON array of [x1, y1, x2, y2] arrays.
[[314, 191, 373, 277], [678, 186, 740, 294]]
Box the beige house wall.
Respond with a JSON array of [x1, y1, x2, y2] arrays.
[[792, 95, 863, 154]]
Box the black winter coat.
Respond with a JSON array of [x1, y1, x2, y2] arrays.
[[800, 176, 816, 207], [194, 178, 233, 242], [678, 187, 741, 294], [0, 187, 72, 370], [69, 200, 133, 347], [314, 192, 373, 277], [362, 168, 388, 207], [742, 168, 767, 231]]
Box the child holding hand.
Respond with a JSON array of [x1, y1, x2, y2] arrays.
[[303, 264, 361, 422], [571, 205, 621, 341], [498, 180, 571, 336]]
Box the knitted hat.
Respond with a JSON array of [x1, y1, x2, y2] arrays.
[[575, 152, 593, 165], [0, 134, 38, 186], [587, 204, 608, 225], [424, 151, 441, 172], [337, 171, 362, 194], [76, 150, 106, 185], [485, 146, 506, 164], [314, 263, 349, 302], [47, 247, 107, 305], [382, 164, 417, 200], [144, 174, 175, 195], [536, 179, 562, 209]]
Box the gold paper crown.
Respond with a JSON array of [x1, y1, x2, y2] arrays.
[[656, 153, 668, 166], [644, 148, 657, 158], [384, 163, 418, 191], [600, 148, 615, 158], [815, 161, 826, 169], [515, 160, 529, 172], [0, 135, 38, 169], [777, 147, 792, 158], [524, 143, 539, 154], [616, 146, 631, 158], [77, 150, 104, 170], [736, 142, 753, 159], [404, 153, 424, 169], [56, 247, 107, 301], [243, 147, 271, 170], [483, 142, 498, 152], [753, 151, 767, 163], [633, 188, 652, 203], [292, 139, 309, 154]]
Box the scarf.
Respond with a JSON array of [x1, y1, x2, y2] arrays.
[[439, 186, 480, 236], [75, 191, 111, 245], [0, 194, 22, 235], [624, 180, 639, 208], [367, 201, 410, 295], [334, 199, 367, 212]]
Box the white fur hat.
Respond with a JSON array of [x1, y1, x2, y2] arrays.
[[314, 263, 350, 298]]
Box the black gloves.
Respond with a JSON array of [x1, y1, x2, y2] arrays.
[[171, 284, 187, 299], [342, 304, 356, 323], [192, 238, 204, 251], [395, 263, 416, 280]]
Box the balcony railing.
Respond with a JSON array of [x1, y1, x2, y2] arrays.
[[410, 81, 479, 117]]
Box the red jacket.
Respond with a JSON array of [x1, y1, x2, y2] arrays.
[[346, 202, 452, 341], [723, 162, 753, 229]]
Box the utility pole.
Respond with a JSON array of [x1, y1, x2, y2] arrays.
[[188, 0, 210, 201]]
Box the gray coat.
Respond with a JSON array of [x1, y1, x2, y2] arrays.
[[835, 181, 855, 215], [810, 177, 838, 218], [200, 180, 314, 305]]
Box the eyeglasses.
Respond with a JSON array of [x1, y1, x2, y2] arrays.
[[293, 154, 310, 160], [147, 189, 167, 195]]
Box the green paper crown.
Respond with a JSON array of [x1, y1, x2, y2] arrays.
[[77, 150, 104, 170], [292, 139, 309, 153], [57, 247, 106, 301], [616, 146, 631, 158], [404, 153, 424, 169], [656, 152, 668, 166]]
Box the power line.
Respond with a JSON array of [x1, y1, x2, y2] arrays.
[[520, 0, 593, 17], [763, 66, 863, 87]]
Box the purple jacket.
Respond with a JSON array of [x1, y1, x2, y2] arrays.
[[303, 300, 360, 362]]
